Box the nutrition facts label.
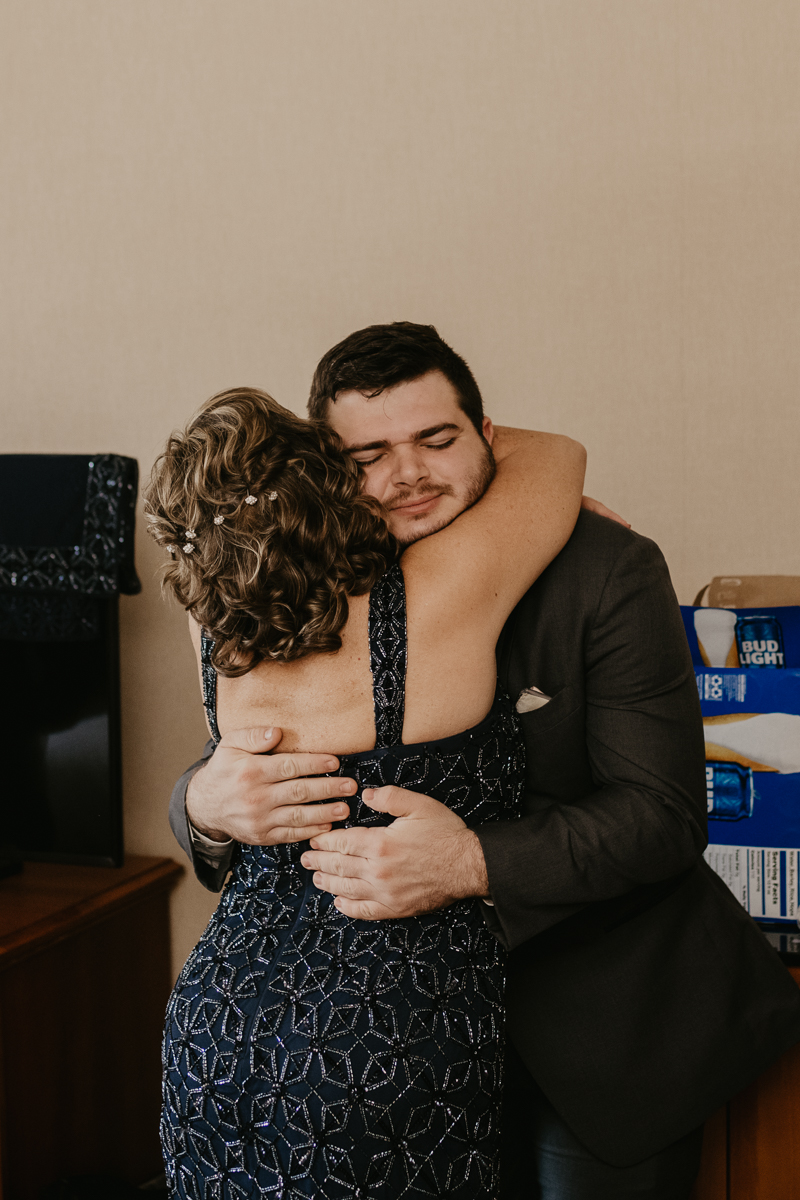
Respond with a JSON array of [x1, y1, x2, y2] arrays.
[[695, 672, 748, 703], [705, 844, 800, 922]]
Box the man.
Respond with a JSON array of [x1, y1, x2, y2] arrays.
[[170, 323, 800, 1199]]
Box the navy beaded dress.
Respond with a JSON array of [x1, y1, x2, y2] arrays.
[[161, 563, 524, 1199]]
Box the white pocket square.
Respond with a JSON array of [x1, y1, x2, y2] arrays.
[[515, 685, 552, 714]]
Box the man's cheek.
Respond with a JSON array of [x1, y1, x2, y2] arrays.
[[357, 467, 386, 502]]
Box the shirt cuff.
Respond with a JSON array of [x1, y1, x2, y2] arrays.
[[188, 816, 234, 867]]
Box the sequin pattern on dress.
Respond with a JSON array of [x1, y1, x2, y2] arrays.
[[161, 562, 524, 1198], [200, 631, 221, 747]]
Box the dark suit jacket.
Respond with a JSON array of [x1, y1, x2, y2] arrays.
[[169, 511, 800, 1166], [476, 511, 800, 1164]]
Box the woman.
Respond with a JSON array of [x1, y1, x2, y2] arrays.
[[145, 386, 585, 1199]]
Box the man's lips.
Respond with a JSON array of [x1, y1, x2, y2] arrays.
[[390, 493, 442, 515]]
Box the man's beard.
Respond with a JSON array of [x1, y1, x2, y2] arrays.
[[392, 437, 496, 546]]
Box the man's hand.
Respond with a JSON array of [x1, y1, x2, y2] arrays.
[[300, 785, 490, 920], [581, 495, 631, 528], [185, 726, 357, 845]]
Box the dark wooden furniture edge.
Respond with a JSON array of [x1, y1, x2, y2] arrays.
[[0, 856, 183, 971]]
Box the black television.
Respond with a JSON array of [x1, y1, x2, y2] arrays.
[[0, 453, 139, 868], [0, 598, 123, 866]]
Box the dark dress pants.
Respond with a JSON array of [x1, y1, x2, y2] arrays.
[[499, 1044, 704, 1200]]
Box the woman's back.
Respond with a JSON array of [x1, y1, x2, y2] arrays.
[[199, 590, 376, 753], [204, 563, 500, 753]]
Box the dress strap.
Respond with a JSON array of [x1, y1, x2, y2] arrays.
[[201, 570, 406, 751], [200, 631, 222, 746], [368, 562, 408, 748]]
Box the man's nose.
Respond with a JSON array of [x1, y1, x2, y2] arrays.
[[389, 445, 430, 488]]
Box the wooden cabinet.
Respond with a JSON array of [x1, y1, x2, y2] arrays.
[[0, 856, 182, 1200], [691, 965, 800, 1200]]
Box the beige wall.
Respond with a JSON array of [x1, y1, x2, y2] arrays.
[[3, 0, 799, 975]]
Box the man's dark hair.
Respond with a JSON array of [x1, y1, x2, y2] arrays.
[[308, 322, 485, 433]]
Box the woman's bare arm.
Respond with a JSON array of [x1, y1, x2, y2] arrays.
[[402, 427, 586, 646]]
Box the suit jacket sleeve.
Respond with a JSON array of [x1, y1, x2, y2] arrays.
[[169, 740, 235, 892], [476, 532, 708, 951]]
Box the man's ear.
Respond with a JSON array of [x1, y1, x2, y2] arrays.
[[482, 416, 494, 445]]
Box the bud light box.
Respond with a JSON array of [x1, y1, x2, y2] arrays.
[[682, 605, 800, 671], [681, 606, 800, 925]]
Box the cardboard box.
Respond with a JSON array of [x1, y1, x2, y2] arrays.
[[681, 606, 800, 926], [695, 576, 800, 608]]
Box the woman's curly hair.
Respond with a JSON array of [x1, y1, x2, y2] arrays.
[[143, 387, 398, 676]]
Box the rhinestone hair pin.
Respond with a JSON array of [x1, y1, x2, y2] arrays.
[[169, 491, 280, 552], [244, 491, 278, 505]]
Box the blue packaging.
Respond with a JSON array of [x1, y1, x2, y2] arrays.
[[682, 606, 800, 925], [706, 762, 755, 820], [682, 605, 800, 669], [735, 614, 786, 668]]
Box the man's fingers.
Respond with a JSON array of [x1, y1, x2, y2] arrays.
[[270, 751, 342, 781], [580, 495, 631, 529], [307, 827, 376, 855], [271, 823, 334, 843], [260, 801, 352, 845], [302, 850, 369, 879], [255, 750, 347, 784], [233, 772, 355, 808], [333, 896, 394, 921], [218, 726, 284, 754], [270, 776, 356, 807], [217, 728, 345, 785], [287, 801, 350, 828], [310, 870, 372, 899], [361, 785, 437, 819]]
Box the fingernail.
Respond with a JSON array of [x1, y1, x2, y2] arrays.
[[339, 780, 354, 794], [325, 758, 338, 771], [264, 728, 274, 739], [333, 804, 348, 817]]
